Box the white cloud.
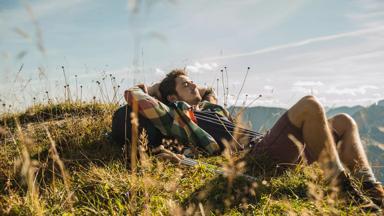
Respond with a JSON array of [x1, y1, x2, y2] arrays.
[[186, 62, 219, 73], [263, 85, 274, 90], [293, 81, 324, 87], [325, 85, 379, 96], [291, 86, 318, 95], [259, 33, 384, 91], [226, 93, 285, 108], [325, 97, 381, 105], [155, 68, 165, 76], [291, 86, 307, 93], [291, 81, 322, 95], [316, 97, 327, 104], [250, 98, 287, 108], [203, 26, 384, 61], [348, 0, 384, 28]]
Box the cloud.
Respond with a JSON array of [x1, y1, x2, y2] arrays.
[[291, 81, 322, 95], [226, 94, 286, 108], [155, 68, 165, 76], [203, 26, 384, 61], [293, 81, 324, 87], [263, 85, 274, 90], [260, 35, 384, 85], [325, 85, 379, 96], [348, 0, 384, 28], [249, 98, 287, 108], [186, 62, 219, 73], [291, 86, 318, 95], [325, 97, 381, 105]]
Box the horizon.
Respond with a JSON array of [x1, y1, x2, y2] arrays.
[[1, 0, 384, 110]]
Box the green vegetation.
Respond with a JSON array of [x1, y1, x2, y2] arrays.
[[0, 102, 373, 215]]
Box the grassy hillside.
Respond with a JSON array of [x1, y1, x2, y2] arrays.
[[0, 102, 375, 215]]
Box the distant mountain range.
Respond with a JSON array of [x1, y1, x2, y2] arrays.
[[229, 99, 384, 182]]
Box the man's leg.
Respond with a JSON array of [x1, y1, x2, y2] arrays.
[[287, 95, 344, 176], [328, 114, 383, 207], [287, 96, 382, 210], [327, 114, 372, 179]]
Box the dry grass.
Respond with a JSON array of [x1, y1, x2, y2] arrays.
[[0, 101, 373, 215]]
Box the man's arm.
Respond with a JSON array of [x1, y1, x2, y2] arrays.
[[124, 84, 221, 154], [198, 87, 234, 122], [147, 83, 162, 100], [124, 84, 173, 135], [199, 87, 217, 104]]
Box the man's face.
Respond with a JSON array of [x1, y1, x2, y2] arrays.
[[173, 75, 202, 105]]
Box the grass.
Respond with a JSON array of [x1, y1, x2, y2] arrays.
[[0, 101, 376, 215]]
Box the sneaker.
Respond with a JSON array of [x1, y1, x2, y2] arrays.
[[362, 181, 384, 208], [335, 171, 381, 213]]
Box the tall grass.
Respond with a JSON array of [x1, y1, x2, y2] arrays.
[[0, 99, 374, 215]]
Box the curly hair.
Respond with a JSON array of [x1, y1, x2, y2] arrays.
[[159, 69, 187, 103]]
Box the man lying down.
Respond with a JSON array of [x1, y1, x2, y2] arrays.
[[111, 69, 383, 211]]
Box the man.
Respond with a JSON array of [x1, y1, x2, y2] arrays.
[[117, 69, 383, 211]]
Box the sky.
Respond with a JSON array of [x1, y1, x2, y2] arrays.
[[0, 0, 384, 111]]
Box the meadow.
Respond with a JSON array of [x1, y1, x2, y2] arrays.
[[0, 99, 375, 215], [2, 1, 383, 214]]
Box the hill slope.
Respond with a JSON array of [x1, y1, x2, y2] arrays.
[[0, 102, 376, 215]]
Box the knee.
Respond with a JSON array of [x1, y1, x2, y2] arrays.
[[332, 113, 358, 131], [298, 95, 325, 115], [288, 95, 326, 127]]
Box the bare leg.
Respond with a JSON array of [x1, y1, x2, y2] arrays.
[[286, 96, 382, 209], [287, 96, 344, 175], [329, 114, 384, 208], [328, 114, 371, 175]]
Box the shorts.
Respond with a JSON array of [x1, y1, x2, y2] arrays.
[[248, 112, 341, 166]]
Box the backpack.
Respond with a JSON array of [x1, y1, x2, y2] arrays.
[[111, 105, 165, 148]]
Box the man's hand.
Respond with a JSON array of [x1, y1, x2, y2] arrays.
[[136, 83, 161, 100], [147, 83, 162, 100], [198, 87, 217, 104], [152, 145, 183, 164], [198, 87, 207, 98], [136, 84, 148, 93]]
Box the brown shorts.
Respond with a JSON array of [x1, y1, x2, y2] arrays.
[[248, 112, 341, 166]]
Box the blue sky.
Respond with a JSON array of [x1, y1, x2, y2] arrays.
[[1, 0, 384, 110]]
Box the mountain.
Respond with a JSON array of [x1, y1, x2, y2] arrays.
[[377, 99, 384, 107], [229, 106, 287, 133], [326, 105, 364, 118], [352, 102, 384, 140]]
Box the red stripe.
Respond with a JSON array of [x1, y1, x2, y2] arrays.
[[188, 110, 197, 124]]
